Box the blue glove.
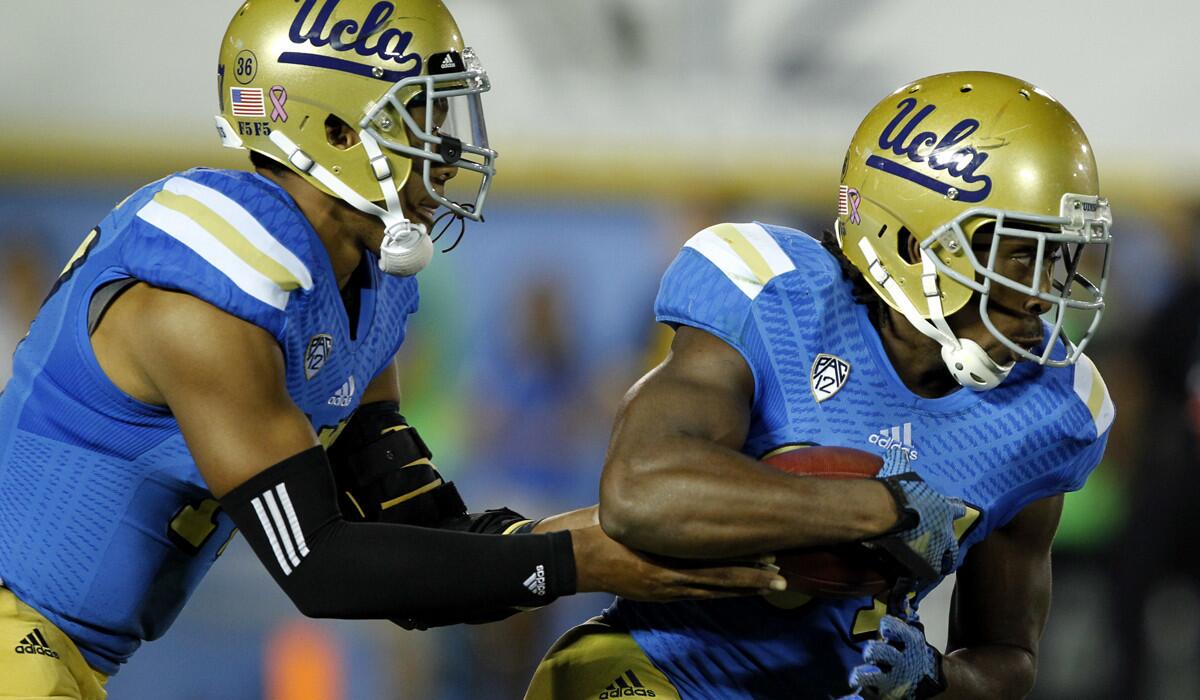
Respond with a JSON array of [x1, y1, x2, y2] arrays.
[[845, 615, 946, 700], [867, 448, 966, 586]]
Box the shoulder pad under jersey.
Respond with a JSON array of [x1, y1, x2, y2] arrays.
[[655, 222, 797, 348], [122, 169, 315, 340]]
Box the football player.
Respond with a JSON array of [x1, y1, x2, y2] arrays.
[[0, 2, 784, 698], [525, 72, 1113, 699]]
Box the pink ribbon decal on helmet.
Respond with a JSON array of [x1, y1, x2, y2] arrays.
[[838, 185, 862, 225], [269, 85, 289, 123]]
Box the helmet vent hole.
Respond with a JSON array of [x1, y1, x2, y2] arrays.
[[896, 227, 917, 263], [960, 85, 973, 93], [876, 225, 888, 239], [908, 85, 921, 94], [1018, 88, 1031, 100]]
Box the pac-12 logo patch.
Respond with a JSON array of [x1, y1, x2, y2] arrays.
[[810, 353, 850, 402], [304, 334, 333, 380]]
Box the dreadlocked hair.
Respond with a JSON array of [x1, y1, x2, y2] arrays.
[[249, 150, 289, 175], [819, 229, 889, 329]]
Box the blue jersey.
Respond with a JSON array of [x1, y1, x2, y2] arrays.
[[0, 169, 418, 674], [608, 222, 1113, 699]]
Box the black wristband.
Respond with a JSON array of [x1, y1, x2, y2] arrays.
[[874, 473, 922, 535], [916, 644, 948, 698]]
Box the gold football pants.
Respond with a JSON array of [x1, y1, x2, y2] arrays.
[[0, 586, 107, 700], [524, 617, 681, 700]]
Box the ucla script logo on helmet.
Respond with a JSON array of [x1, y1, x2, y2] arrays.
[[865, 97, 993, 203], [284, 0, 424, 81]]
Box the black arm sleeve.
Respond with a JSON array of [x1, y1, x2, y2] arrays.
[[219, 446, 576, 621]]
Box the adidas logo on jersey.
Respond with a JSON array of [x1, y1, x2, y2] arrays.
[[599, 669, 656, 698], [868, 423, 919, 461], [524, 564, 547, 597], [14, 628, 59, 658], [327, 375, 356, 407]]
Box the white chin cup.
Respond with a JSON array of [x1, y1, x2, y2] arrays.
[[940, 338, 1013, 391], [379, 221, 433, 277]]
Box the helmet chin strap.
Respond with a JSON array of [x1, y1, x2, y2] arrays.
[[856, 239, 1013, 391], [268, 129, 433, 277]]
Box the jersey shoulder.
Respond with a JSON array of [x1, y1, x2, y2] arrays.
[[655, 222, 837, 348], [1022, 350, 1115, 440], [1069, 353, 1116, 437], [108, 168, 318, 339], [1007, 351, 1114, 492]]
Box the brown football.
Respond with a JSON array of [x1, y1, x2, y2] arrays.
[[763, 445, 894, 598]]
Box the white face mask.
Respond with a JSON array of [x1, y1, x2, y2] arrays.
[[921, 195, 1112, 368], [258, 48, 497, 279], [849, 193, 1111, 390]]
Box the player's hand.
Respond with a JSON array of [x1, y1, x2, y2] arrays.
[[842, 615, 947, 700], [572, 525, 787, 601], [866, 449, 965, 587]]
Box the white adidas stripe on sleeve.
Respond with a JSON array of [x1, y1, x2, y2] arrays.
[[251, 496, 293, 576], [262, 489, 301, 568], [275, 483, 310, 557]]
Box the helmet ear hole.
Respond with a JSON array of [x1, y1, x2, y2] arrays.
[[896, 227, 918, 264], [325, 115, 358, 150]]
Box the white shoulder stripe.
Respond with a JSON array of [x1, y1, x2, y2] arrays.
[[1072, 353, 1115, 436], [137, 200, 292, 310], [684, 229, 765, 299], [682, 223, 796, 300], [731, 222, 796, 278], [163, 177, 313, 290], [252, 496, 293, 576]]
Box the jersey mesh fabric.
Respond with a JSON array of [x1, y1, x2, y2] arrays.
[[0, 169, 418, 674], [609, 223, 1110, 699]]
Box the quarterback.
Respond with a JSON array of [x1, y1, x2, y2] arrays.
[[0, 1, 784, 698], [526, 72, 1113, 699]]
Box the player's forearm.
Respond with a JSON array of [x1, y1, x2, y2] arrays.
[[530, 505, 599, 534], [221, 447, 577, 620], [600, 436, 899, 558], [937, 646, 1037, 700]]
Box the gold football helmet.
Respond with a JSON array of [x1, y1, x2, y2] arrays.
[[215, 0, 496, 275], [836, 71, 1111, 389]]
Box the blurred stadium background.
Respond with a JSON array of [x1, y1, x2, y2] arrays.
[[2, 1, 1197, 698]]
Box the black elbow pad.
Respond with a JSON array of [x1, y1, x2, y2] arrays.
[[327, 401, 467, 525]]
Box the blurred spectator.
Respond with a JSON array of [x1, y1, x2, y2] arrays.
[[1108, 203, 1200, 699], [468, 275, 609, 513]]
